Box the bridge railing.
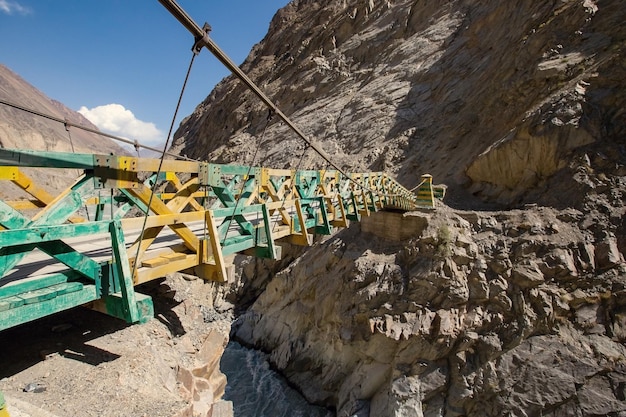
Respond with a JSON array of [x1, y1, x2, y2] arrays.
[[0, 148, 428, 330]]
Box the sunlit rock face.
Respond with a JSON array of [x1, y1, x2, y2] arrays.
[[174, 0, 625, 415], [174, 0, 625, 210], [234, 208, 626, 416]]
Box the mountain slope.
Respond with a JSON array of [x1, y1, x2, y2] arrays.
[[0, 64, 127, 155], [173, 0, 624, 210], [0, 64, 129, 198]]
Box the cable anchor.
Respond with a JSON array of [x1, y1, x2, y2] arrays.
[[192, 22, 212, 55]]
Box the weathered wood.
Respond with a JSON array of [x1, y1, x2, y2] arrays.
[[0, 149, 425, 331], [109, 220, 139, 322], [0, 271, 78, 299], [0, 284, 97, 331]]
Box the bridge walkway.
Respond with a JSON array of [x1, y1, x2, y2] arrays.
[[0, 148, 442, 331]]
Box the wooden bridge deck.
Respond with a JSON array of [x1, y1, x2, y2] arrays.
[[0, 148, 439, 331]]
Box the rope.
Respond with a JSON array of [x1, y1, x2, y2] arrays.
[[130, 51, 198, 279]]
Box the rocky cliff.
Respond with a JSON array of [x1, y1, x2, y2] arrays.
[[173, 0, 625, 210], [234, 207, 626, 416], [169, 1, 626, 416], [170, 0, 626, 416]]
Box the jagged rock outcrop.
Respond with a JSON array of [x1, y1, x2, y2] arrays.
[[169, 0, 626, 415], [234, 208, 626, 416], [173, 0, 625, 209]]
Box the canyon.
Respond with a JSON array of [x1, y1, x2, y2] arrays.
[[1, 0, 625, 416]]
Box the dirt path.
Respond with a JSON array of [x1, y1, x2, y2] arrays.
[[0, 275, 233, 417]]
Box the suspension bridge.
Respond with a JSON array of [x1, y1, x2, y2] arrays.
[[0, 0, 444, 332]]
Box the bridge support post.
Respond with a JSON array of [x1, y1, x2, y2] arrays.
[[91, 220, 153, 324]]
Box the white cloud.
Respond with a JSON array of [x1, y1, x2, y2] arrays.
[[0, 0, 31, 15], [78, 103, 164, 148]]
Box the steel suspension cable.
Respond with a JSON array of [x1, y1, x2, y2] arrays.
[[157, 0, 410, 203]]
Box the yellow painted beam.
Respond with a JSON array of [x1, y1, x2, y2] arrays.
[[290, 199, 311, 246], [135, 254, 198, 284], [121, 211, 205, 230], [125, 184, 200, 256]]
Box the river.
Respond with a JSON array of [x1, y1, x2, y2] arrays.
[[221, 342, 334, 417]]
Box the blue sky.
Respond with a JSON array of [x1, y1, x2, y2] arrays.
[[0, 0, 290, 149]]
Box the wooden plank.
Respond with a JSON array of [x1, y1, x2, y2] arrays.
[[0, 284, 97, 331], [221, 235, 255, 256], [141, 258, 169, 268], [0, 175, 95, 277], [261, 204, 278, 259], [18, 287, 59, 305], [109, 220, 139, 322], [162, 252, 187, 261], [0, 296, 25, 312], [90, 291, 153, 325], [0, 149, 95, 169], [289, 200, 311, 246], [0, 221, 110, 246], [0, 272, 75, 299], [135, 254, 198, 285], [125, 184, 199, 253], [48, 282, 83, 296], [203, 210, 227, 281]]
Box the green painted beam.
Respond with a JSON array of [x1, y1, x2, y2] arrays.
[[0, 176, 95, 277], [93, 292, 153, 324], [315, 197, 333, 235], [0, 221, 110, 246], [212, 203, 265, 218], [261, 204, 278, 259], [0, 148, 96, 169], [119, 188, 150, 214], [221, 235, 255, 256], [109, 220, 139, 323], [0, 284, 97, 331], [0, 271, 81, 299], [37, 241, 101, 281]]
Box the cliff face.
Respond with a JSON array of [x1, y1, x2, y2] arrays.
[[234, 208, 626, 416], [173, 0, 625, 209], [170, 0, 626, 415]]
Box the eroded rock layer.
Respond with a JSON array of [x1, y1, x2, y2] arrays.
[[173, 0, 625, 209], [170, 0, 626, 415], [234, 208, 626, 416]]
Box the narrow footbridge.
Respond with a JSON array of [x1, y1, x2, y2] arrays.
[[0, 148, 440, 330], [0, 0, 447, 331]]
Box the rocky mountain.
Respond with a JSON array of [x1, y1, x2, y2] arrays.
[[170, 0, 626, 416], [173, 0, 625, 210], [234, 207, 626, 416]]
